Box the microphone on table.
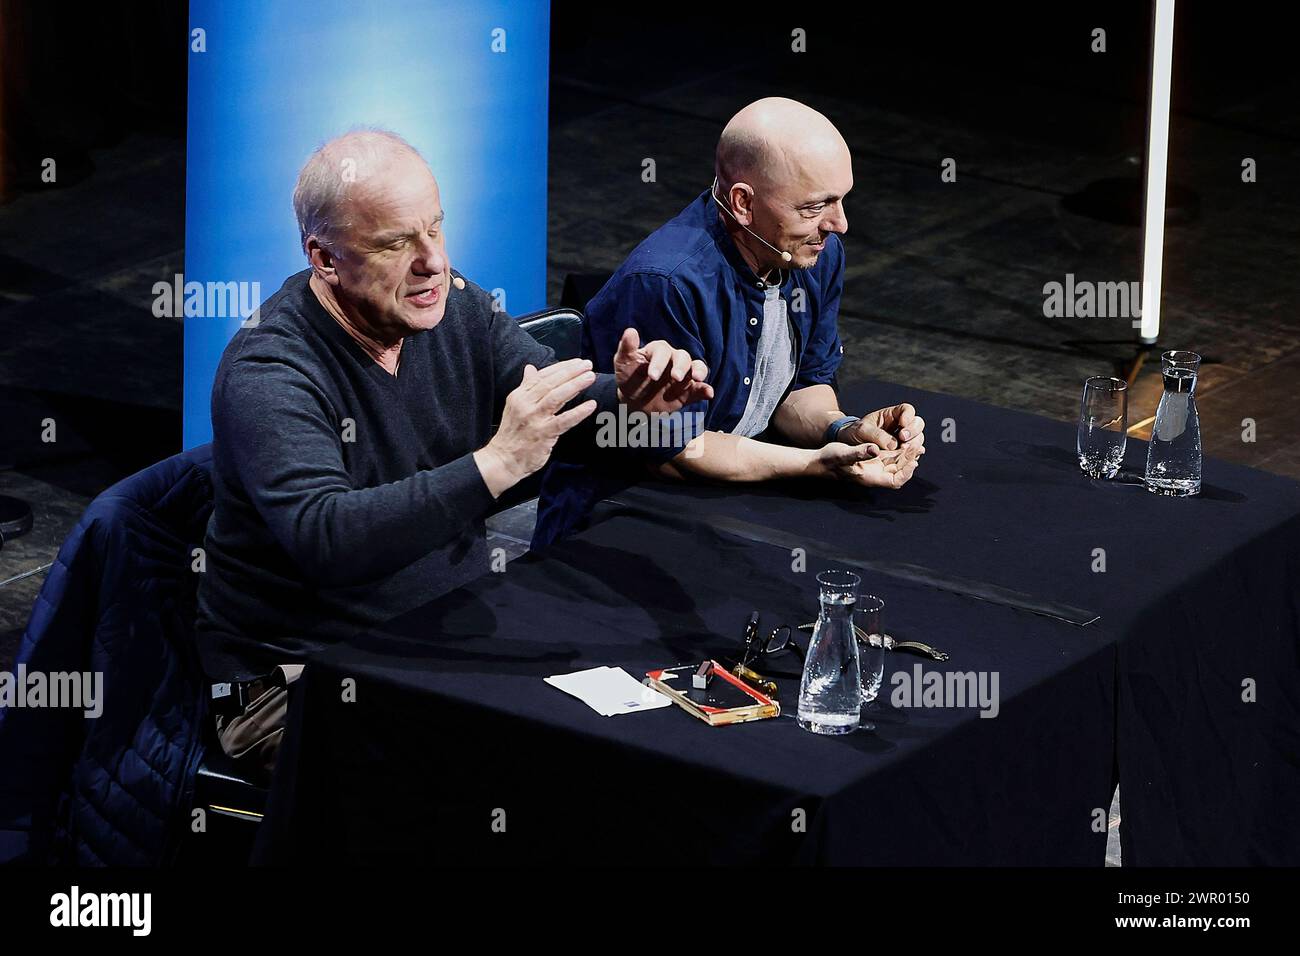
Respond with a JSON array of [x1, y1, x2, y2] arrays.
[[710, 176, 792, 263]]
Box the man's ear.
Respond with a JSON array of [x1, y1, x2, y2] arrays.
[[730, 182, 755, 225], [306, 237, 339, 284]]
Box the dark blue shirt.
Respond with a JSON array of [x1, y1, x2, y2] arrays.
[[534, 190, 846, 548]]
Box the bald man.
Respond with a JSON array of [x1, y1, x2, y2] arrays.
[[195, 130, 711, 772], [534, 98, 924, 548]]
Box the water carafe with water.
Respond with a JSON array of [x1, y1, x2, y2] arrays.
[[1145, 350, 1202, 497], [797, 570, 861, 734]]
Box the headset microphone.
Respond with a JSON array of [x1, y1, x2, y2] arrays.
[[711, 177, 792, 263]]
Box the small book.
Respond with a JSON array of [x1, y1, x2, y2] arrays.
[[643, 660, 780, 726]]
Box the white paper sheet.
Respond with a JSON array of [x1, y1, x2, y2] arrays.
[[544, 666, 672, 717]]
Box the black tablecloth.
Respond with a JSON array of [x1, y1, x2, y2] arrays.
[[257, 507, 1116, 865], [602, 381, 1300, 865], [257, 381, 1299, 866]]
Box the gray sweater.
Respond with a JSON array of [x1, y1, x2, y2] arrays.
[[195, 269, 616, 681]]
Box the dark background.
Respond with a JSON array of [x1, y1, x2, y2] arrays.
[[1, 0, 1297, 675]]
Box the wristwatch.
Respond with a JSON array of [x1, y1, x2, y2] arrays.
[[824, 415, 861, 445]]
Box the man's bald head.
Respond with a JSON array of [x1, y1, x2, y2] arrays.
[[715, 97, 849, 193], [713, 98, 853, 272]]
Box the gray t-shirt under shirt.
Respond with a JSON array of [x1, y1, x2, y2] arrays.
[[732, 285, 797, 438]]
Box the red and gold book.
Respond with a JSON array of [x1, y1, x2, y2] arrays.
[[644, 660, 781, 726]]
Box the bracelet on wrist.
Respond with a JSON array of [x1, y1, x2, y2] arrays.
[[824, 415, 861, 445]]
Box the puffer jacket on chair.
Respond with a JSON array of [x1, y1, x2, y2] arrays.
[[0, 445, 214, 864]]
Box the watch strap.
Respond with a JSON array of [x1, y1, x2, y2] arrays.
[[824, 415, 860, 445]]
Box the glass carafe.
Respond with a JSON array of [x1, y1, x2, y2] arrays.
[[797, 570, 861, 734], [1144, 350, 1202, 497]]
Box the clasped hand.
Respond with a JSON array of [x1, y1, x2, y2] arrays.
[[476, 329, 714, 495], [821, 402, 926, 489]]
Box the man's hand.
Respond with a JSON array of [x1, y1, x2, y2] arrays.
[[814, 441, 921, 489], [474, 359, 599, 498], [613, 328, 714, 414], [848, 403, 926, 456]]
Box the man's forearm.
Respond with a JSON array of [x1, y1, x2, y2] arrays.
[[772, 383, 846, 447], [656, 431, 822, 482]]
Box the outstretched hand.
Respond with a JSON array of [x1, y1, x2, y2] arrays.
[[474, 358, 599, 498], [613, 328, 714, 414]]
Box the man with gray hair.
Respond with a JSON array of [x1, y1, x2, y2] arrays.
[[535, 98, 925, 547], [195, 130, 711, 773]]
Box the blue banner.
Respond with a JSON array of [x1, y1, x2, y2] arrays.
[[183, 0, 550, 447]]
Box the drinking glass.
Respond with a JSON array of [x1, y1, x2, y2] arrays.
[[856, 595, 886, 705], [1077, 376, 1128, 479]]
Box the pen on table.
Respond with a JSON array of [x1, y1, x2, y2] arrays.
[[732, 662, 777, 696]]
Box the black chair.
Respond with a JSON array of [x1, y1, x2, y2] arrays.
[[517, 306, 584, 361], [0, 444, 241, 865], [182, 738, 268, 865]]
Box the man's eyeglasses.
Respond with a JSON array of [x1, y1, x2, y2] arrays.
[[739, 613, 806, 671]]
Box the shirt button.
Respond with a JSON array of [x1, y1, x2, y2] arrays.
[[749, 317, 758, 326], [744, 377, 752, 386]]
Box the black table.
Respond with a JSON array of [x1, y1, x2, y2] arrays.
[[258, 381, 1300, 866], [602, 381, 1300, 866], [258, 505, 1116, 865]]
